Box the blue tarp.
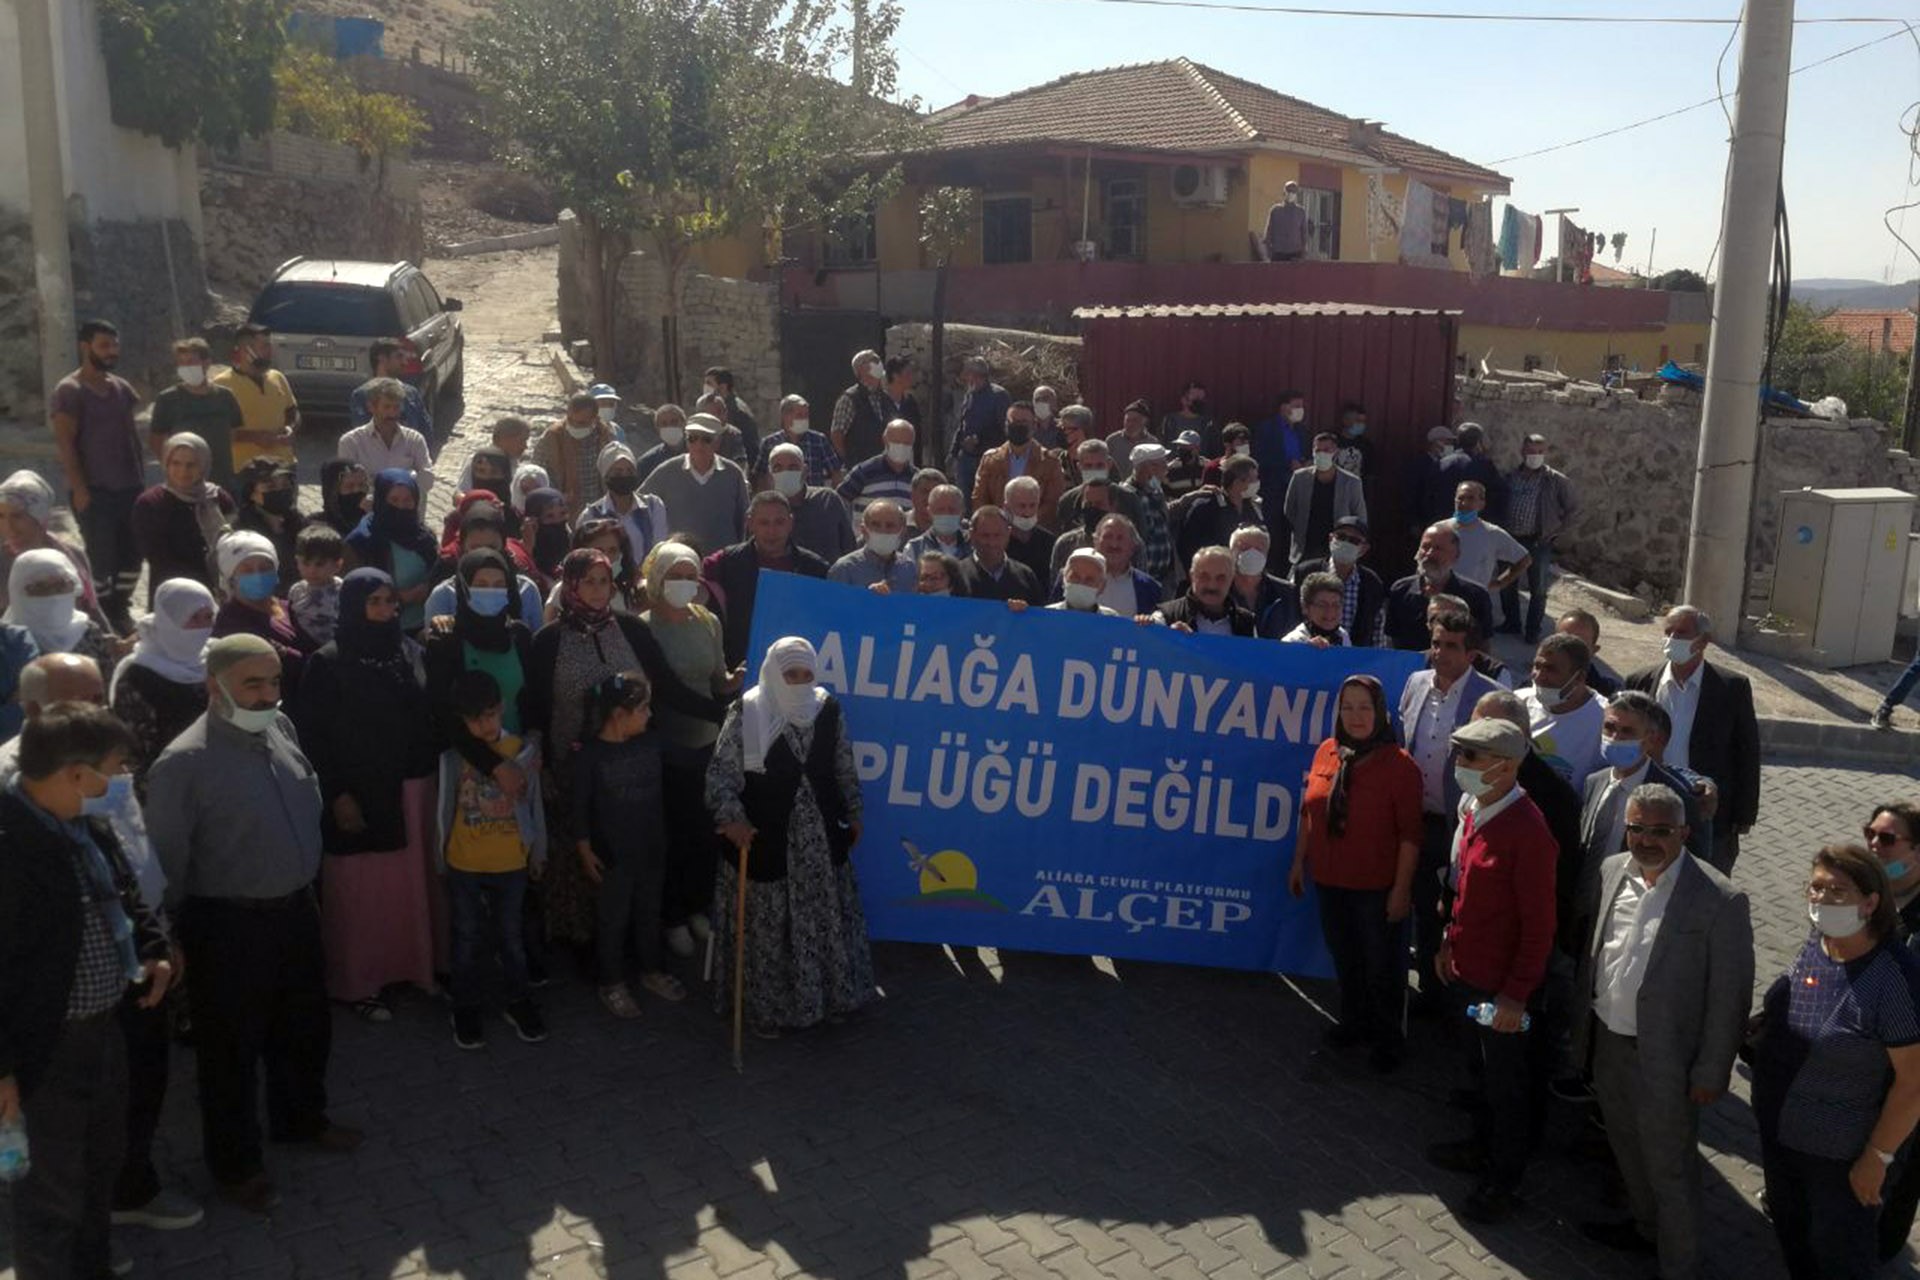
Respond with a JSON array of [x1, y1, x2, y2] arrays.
[[1656, 360, 1806, 412]]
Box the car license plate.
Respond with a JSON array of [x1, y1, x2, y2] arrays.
[[296, 355, 357, 371]]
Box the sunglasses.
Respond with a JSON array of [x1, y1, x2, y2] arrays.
[[1864, 828, 1907, 848], [1623, 823, 1679, 838]]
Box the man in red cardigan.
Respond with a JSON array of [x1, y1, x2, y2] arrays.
[[1427, 716, 1558, 1224]]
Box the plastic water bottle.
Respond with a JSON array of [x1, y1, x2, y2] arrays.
[[1466, 1002, 1531, 1031], [0, 1118, 29, 1183]]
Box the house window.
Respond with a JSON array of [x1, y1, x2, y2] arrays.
[[982, 195, 1033, 265], [1298, 186, 1341, 260], [823, 207, 877, 267], [1102, 178, 1147, 260]]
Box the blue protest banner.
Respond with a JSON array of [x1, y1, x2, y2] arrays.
[[744, 574, 1426, 976]]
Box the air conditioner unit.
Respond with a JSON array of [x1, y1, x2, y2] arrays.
[[1169, 163, 1230, 207]]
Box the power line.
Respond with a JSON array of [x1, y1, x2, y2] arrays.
[[1489, 27, 1909, 165], [1032, 0, 1908, 25]]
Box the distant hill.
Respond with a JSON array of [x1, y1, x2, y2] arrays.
[[1794, 278, 1920, 310]]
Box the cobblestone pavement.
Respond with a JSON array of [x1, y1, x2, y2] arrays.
[[6, 252, 1920, 1279]]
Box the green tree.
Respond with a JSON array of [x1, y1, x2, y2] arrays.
[[274, 47, 426, 184], [1653, 268, 1707, 293], [1767, 300, 1909, 423], [466, 0, 925, 391], [99, 0, 288, 148], [918, 186, 974, 463]]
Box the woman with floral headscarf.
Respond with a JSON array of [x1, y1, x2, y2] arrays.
[[706, 635, 873, 1037], [295, 568, 437, 1020], [131, 433, 233, 601], [3, 548, 120, 679], [1289, 673, 1423, 1073], [110, 578, 215, 796], [524, 548, 726, 948], [0, 468, 109, 630], [343, 469, 440, 633]]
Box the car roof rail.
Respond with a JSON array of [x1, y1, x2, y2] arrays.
[[270, 255, 307, 279]]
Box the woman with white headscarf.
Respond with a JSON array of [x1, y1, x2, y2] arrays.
[[642, 540, 741, 956], [110, 578, 216, 796], [0, 468, 110, 630], [4, 549, 120, 682], [130, 433, 234, 603], [705, 635, 872, 1037]]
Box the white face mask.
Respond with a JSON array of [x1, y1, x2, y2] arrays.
[[1081, 467, 1109, 485], [1287, 407, 1305, 424], [1454, 762, 1496, 800], [865, 531, 901, 557], [1063, 581, 1100, 610], [1312, 451, 1335, 472], [866, 361, 885, 380], [772, 470, 805, 497], [662, 578, 700, 608], [157, 623, 213, 666], [786, 418, 810, 437], [177, 365, 207, 387], [1242, 480, 1262, 500], [1523, 454, 1546, 470], [1235, 549, 1267, 577], [1531, 682, 1565, 710], [885, 442, 914, 466], [1808, 901, 1868, 939], [566, 423, 595, 440], [218, 681, 281, 734], [1231, 445, 1251, 458], [658, 426, 685, 448], [1664, 636, 1698, 665], [1329, 540, 1363, 566], [1010, 514, 1038, 532], [1035, 403, 1053, 421], [703, 382, 718, 397], [597, 406, 618, 423]]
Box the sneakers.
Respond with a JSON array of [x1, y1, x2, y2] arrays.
[[351, 995, 392, 1023], [111, 1245, 134, 1277], [599, 983, 642, 1019], [451, 1008, 486, 1050], [112, 1187, 205, 1230], [665, 925, 696, 958], [639, 971, 687, 1002], [1872, 707, 1894, 730], [503, 999, 549, 1043], [688, 913, 713, 942]]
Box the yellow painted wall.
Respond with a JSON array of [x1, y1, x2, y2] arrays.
[[1459, 321, 1711, 378], [690, 236, 759, 279]]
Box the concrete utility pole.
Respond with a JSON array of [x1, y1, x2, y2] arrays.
[[1903, 280, 1919, 455], [1683, 0, 1794, 635], [17, 0, 76, 418]]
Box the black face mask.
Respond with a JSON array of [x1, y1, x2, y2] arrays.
[[533, 524, 572, 566], [1187, 398, 1206, 413], [332, 492, 366, 524], [1006, 423, 1031, 447], [605, 473, 641, 496], [262, 488, 297, 515]]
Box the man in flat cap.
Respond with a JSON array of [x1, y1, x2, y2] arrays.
[[1426, 715, 1559, 1225]]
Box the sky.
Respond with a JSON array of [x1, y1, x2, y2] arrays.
[[888, 0, 1920, 284]]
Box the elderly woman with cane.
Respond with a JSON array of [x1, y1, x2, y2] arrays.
[[705, 636, 873, 1042]]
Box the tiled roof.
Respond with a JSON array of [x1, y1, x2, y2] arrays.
[[1816, 308, 1916, 352], [924, 58, 1508, 190], [1073, 302, 1460, 319]]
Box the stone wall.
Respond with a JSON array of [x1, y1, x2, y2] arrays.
[[0, 206, 37, 426], [200, 132, 424, 297], [70, 215, 210, 394], [1457, 376, 1915, 600]]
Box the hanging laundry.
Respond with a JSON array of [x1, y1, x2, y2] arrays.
[[1447, 199, 1469, 231], [1366, 173, 1399, 262], [1399, 178, 1435, 263], [1465, 202, 1498, 280], [1498, 205, 1520, 270], [1559, 215, 1595, 284], [1523, 214, 1543, 267]]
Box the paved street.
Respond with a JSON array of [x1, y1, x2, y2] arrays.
[[5, 248, 1918, 1279]]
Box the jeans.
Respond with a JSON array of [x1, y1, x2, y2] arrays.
[[1880, 650, 1920, 714], [1499, 536, 1553, 639], [75, 484, 140, 624], [1315, 885, 1406, 1049], [595, 846, 665, 984], [1761, 1140, 1879, 1280], [111, 991, 172, 1210], [13, 1011, 125, 1280], [447, 868, 530, 1010], [178, 894, 332, 1184]]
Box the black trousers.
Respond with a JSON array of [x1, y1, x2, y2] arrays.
[[1455, 983, 1547, 1189], [74, 484, 140, 622], [1316, 885, 1405, 1049], [13, 1010, 125, 1280], [1880, 1147, 1920, 1261], [1761, 1139, 1879, 1280], [1412, 813, 1455, 1002], [178, 894, 332, 1184], [111, 990, 172, 1210], [662, 746, 716, 926], [595, 848, 666, 983]]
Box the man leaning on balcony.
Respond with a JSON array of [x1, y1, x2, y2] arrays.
[[1264, 182, 1309, 262]]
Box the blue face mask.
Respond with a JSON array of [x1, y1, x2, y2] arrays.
[[81, 771, 132, 817], [235, 570, 279, 602], [467, 586, 510, 617], [1454, 509, 1480, 526], [1887, 860, 1912, 881], [1598, 735, 1642, 769]]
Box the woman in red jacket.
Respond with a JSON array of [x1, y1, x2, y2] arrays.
[[1290, 673, 1424, 1073]]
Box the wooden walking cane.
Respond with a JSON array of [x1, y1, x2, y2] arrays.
[[731, 837, 751, 1073]]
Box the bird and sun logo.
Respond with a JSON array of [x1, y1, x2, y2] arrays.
[[898, 838, 1008, 911]]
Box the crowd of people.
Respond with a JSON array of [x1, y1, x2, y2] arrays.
[[3, 321, 1918, 1280]]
